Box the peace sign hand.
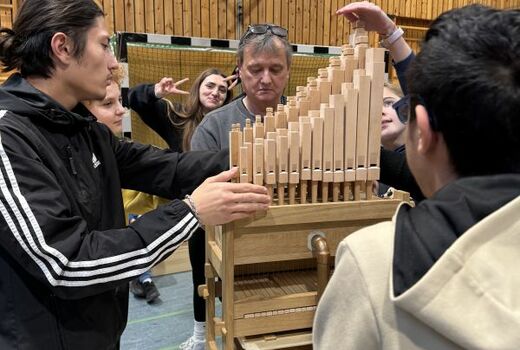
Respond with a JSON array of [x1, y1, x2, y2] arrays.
[[154, 77, 190, 98]]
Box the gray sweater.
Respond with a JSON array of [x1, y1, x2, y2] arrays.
[[191, 97, 255, 151]]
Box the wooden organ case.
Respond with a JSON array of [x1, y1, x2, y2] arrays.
[[199, 22, 410, 350]]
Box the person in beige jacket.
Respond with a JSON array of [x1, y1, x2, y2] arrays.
[[313, 4, 520, 350]]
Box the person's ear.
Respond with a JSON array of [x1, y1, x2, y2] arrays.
[[50, 32, 74, 65], [415, 104, 436, 155]]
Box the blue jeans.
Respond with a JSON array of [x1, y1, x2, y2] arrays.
[[137, 270, 152, 283]]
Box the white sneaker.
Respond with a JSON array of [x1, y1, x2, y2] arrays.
[[179, 336, 205, 350]]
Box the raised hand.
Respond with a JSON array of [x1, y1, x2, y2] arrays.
[[154, 77, 190, 98], [224, 73, 240, 91], [336, 1, 396, 35]]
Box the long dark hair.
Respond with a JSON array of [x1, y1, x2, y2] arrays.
[[0, 0, 104, 78], [165, 68, 232, 151]]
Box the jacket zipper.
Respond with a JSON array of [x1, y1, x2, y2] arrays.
[[66, 145, 78, 176]]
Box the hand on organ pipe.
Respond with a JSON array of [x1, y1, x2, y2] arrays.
[[184, 168, 271, 225]]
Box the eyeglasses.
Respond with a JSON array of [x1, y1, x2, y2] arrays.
[[239, 24, 288, 45], [392, 94, 439, 130], [392, 96, 409, 124]]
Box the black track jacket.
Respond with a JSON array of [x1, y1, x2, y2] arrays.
[[0, 74, 228, 349]]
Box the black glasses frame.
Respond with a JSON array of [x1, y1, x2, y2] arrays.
[[239, 24, 288, 45], [392, 96, 409, 125], [392, 94, 439, 131]]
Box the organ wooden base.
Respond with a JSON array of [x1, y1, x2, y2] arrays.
[[201, 190, 409, 349]]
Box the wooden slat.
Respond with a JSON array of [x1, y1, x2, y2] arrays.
[[103, 0, 115, 34], [336, 0, 347, 47], [288, 0, 296, 43], [323, 0, 331, 45], [227, 0, 235, 39], [218, 0, 226, 38], [124, 0, 135, 32], [183, 0, 192, 36], [114, 0, 125, 33], [280, 1, 289, 32], [192, 0, 201, 37], [144, 0, 156, 33], [273, 0, 281, 26], [302, 0, 310, 44], [258, 0, 266, 23], [231, 199, 403, 230], [266, 0, 274, 23], [316, 0, 325, 45], [309, 0, 317, 45], [174, 0, 183, 35], [330, 0, 337, 45], [134, 0, 145, 33], [295, 0, 303, 44], [201, 0, 210, 37], [162, 0, 172, 35], [209, 0, 218, 37]]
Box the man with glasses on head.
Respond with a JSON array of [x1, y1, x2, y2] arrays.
[[179, 24, 291, 350], [314, 4, 520, 349], [191, 24, 292, 150]]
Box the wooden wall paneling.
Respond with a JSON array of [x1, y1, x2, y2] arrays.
[[411, 0, 418, 18], [103, 0, 115, 34], [192, 0, 201, 37], [295, 0, 303, 43], [201, 0, 210, 37], [249, 0, 258, 27], [266, 0, 274, 23], [218, 0, 226, 38], [421, 0, 431, 19], [0, 1, 12, 29], [309, 0, 318, 45], [336, 0, 347, 47], [380, 0, 388, 13], [258, 0, 266, 23], [209, 0, 218, 37], [323, 0, 331, 46], [134, 0, 145, 33], [330, 0, 337, 45], [280, 1, 289, 34], [227, 0, 235, 39], [11, 0, 17, 17], [114, 0, 125, 34], [163, 1, 173, 35], [7, 0, 514, 43], [124, 0, 135, 32], [172, 0, 182, 35], [273, 0, 281, 27], [183, 0, 192, 36], [303, 0, 310, 44], [242, 0, 250, 35], [288, 0, 296, 43], [316, 0, 325, 45], [153, 0, 164, 34]]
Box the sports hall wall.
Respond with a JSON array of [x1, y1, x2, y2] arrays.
[[1, 1, 519, 48]]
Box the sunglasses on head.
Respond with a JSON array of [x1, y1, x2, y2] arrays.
[[392, 94, 439, 130], [239, 24, 288, 45]]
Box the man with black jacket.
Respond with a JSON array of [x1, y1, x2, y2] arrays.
[[0, 1, 270, 349]]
